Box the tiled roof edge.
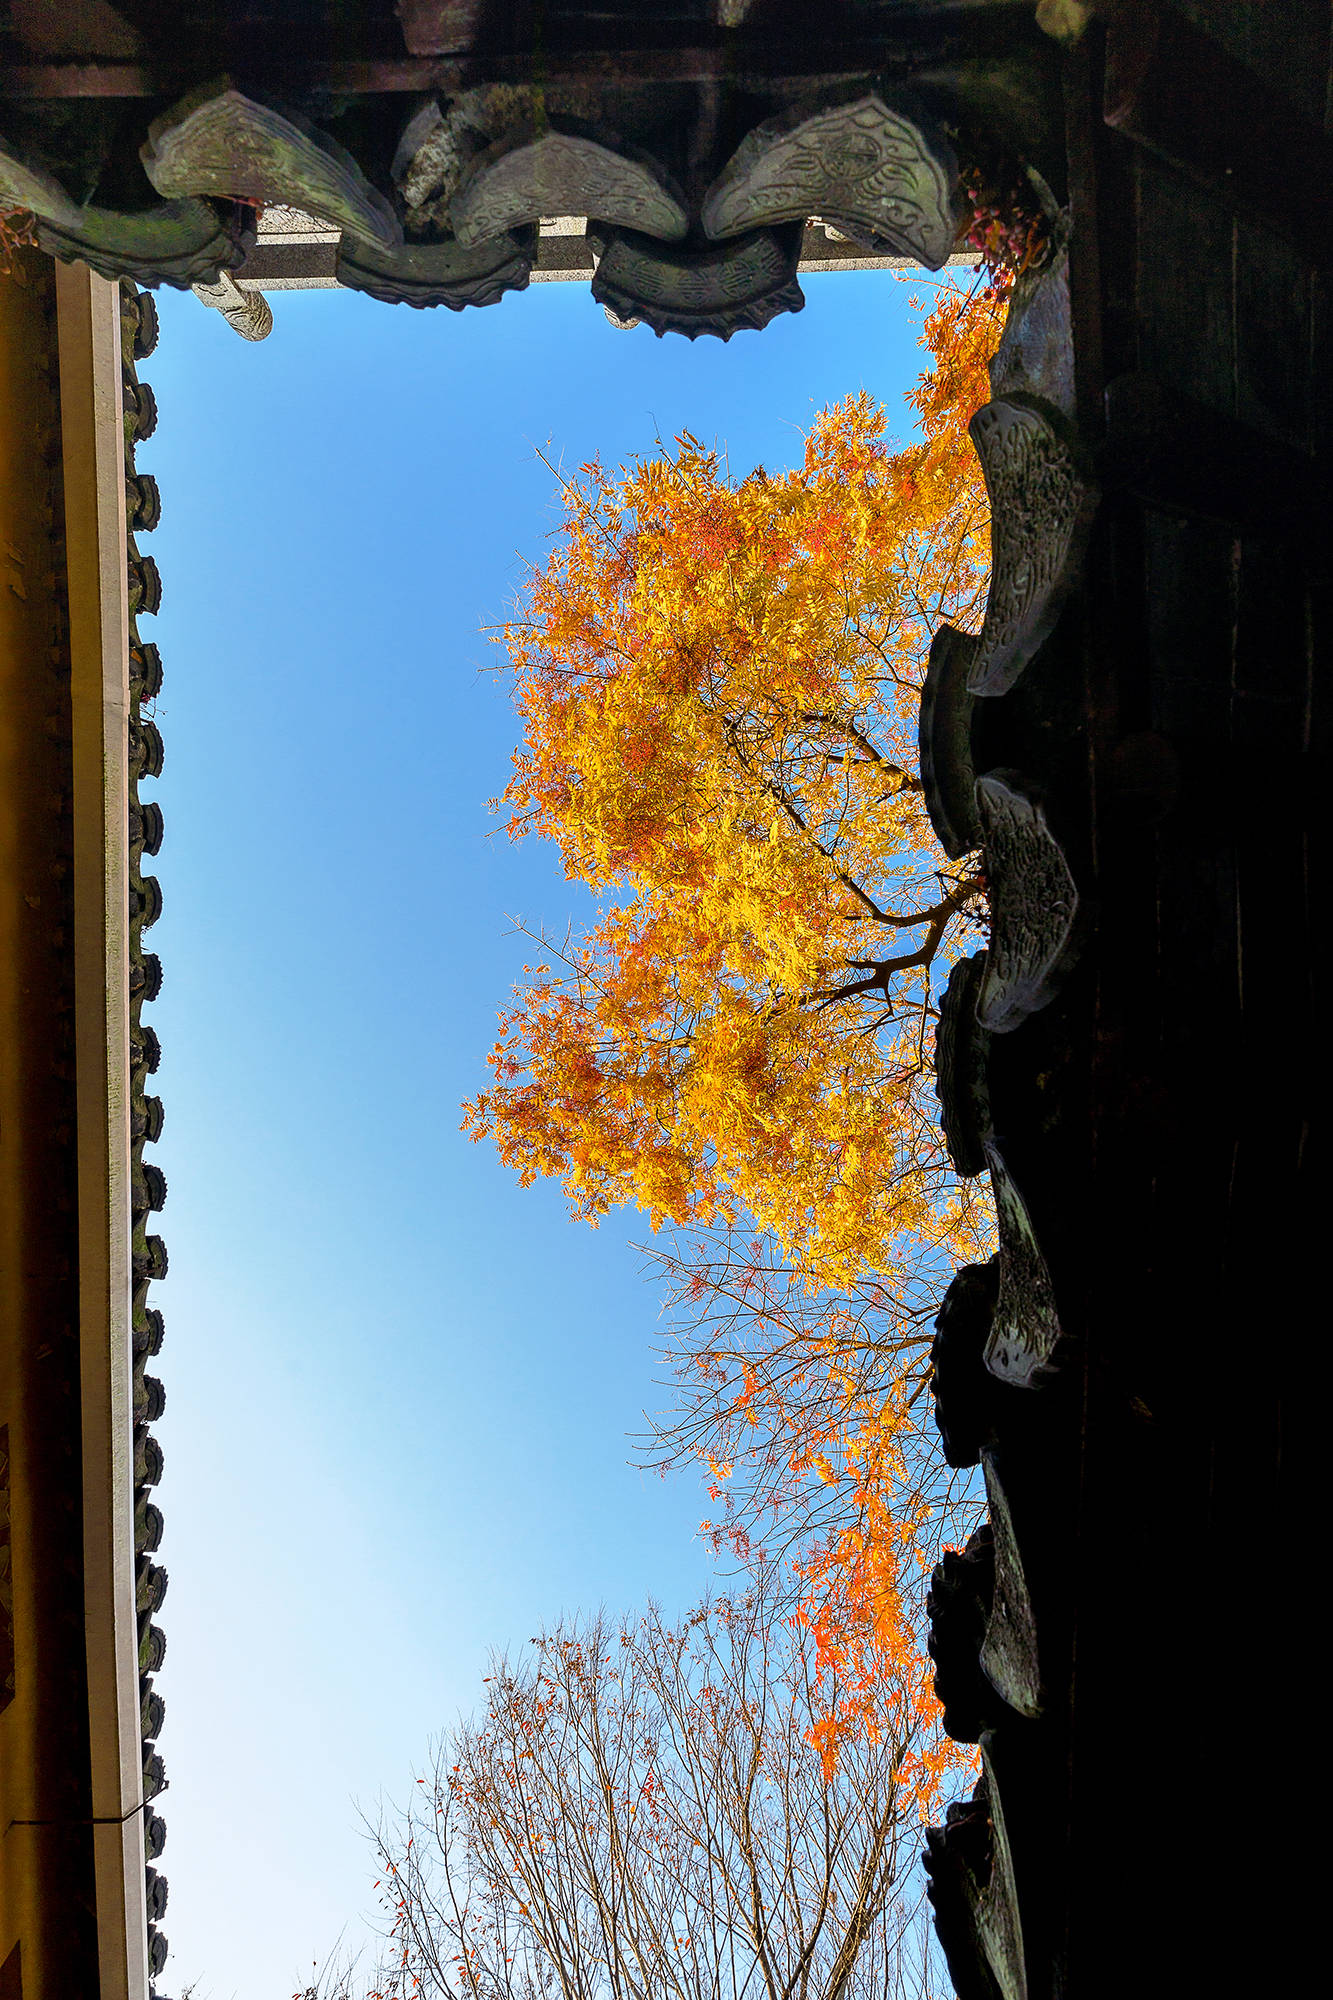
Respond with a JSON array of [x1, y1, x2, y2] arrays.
[[119, 279, 171, 1996]]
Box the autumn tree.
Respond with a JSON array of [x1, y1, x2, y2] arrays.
[[634, 1216, 983, 1738], [465, 282, 1001, 1297], [362, 1586, 961, 2000], [463, 282, 1005, 1719]]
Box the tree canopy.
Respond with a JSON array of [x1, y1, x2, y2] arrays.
[[464, 280, 1006, 1738], [364, 1591, 957, 2000], [464, 284, 1000, 1292]]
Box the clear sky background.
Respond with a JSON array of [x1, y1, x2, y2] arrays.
[[141, 263, 951, 2000]]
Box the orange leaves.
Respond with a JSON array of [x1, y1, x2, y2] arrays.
[[464, 277, 1006, 1784], [465, 285, 1001, 1282]]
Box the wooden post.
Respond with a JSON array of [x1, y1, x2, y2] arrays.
[[55, 258, 148, 2000]]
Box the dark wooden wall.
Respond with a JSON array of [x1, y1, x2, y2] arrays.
[[926, 8, 1329, 1995], [0, 245, 102, 2000]]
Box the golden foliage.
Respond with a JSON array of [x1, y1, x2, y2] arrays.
[[465, 279, 1006, 1760], [465, 282, 1003, 1291]]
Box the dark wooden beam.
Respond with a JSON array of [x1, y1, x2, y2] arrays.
[[1, 53, 902, 97], [0, 6, 1035, 99]]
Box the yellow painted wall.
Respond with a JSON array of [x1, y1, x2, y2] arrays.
[[0, 245, 102, 1996]]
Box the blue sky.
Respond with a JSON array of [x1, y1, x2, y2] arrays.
[[141, 264, 948, 1999]]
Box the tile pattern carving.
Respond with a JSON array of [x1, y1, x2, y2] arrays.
[[975, 771, 1079, 1032], [978, 1450, 1043, 1719], [452, 131, 687, 246], [590, 224, 804, 339], [982, 1141, 1062, 1389], [967, 395, 1097, 697], [337, 227, 535, 308], [702, 93, 957, 268], [38, 200, 248, 289], [922, 223, 1081, 1989], [142, 85, 401, 248]]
